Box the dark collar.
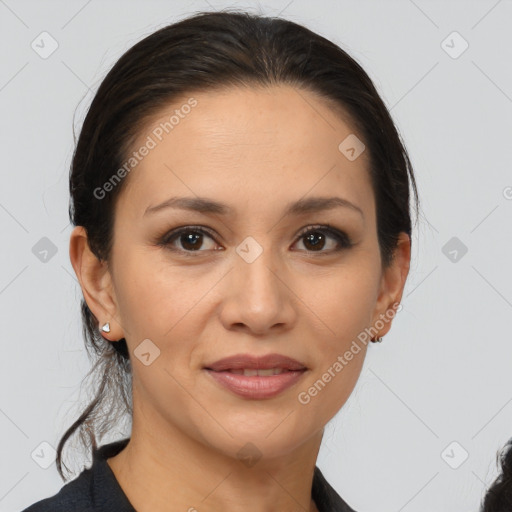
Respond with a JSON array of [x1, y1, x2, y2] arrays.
[[90, 438, 136, 511], [91, 438, 355, 512]]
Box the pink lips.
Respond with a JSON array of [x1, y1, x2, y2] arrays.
[[204, 353, 307, 372], [203, 353, 308, 400]]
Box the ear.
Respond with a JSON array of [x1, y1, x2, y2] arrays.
[[370, 232, 411, 337], [69, 226, 125, 342]]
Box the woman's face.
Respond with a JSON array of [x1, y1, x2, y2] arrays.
[[79, 84, 409, 461]]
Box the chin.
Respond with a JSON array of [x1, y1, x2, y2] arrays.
[[200, 422, 311, 462]]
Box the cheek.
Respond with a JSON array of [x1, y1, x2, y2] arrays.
[[115, 252, 207, 407], [305, 264, 379, 338], [113, 248, 212, 339], [295, 269, 375, 409], [295, 336, 367, 433]]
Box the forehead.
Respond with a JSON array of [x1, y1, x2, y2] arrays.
[[118, 84, 373, 222]]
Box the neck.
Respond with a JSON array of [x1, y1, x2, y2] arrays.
[[107, 404, 323, 512]]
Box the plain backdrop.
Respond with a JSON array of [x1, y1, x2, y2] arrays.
[[1, 1, 511, 511]]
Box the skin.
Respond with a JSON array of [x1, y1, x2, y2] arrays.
[[69, 84, 410, 512]]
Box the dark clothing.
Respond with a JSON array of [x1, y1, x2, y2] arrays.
[[21, 438, 356, 511]]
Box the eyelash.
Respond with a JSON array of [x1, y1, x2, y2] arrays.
[[157, 224, 354, 257]]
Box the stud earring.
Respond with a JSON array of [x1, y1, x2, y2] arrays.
[[101, 322, 111, 333], [371, 336, 383, 343]]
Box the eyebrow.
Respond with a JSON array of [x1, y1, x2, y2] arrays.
[[144, 195, 364, 218]]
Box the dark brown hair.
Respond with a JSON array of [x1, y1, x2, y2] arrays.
[[57, 8, 420, 480], [481, 439, 512, 511]]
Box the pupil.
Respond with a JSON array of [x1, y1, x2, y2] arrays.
[[182, 232, 201, 250], [305, 232, 324, 250]]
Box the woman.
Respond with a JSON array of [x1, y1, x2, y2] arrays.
[[22, 9, 418, 512]]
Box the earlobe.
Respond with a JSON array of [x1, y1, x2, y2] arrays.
[[69, 226, 125, 341]]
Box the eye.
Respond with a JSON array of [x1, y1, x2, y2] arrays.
[[160, 226, 219, 254], [292, 224, 353, 253], [158, 224, 353, 255]]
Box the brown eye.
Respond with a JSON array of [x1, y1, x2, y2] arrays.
[[161, 227, 219, 253], [158, 224, 353, 256], [293, 225, 353, 253]]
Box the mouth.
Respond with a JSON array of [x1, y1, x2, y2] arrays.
[[211, 368, 300, 376], [203, 352, 307, 372], [203, 353, 308, 400]]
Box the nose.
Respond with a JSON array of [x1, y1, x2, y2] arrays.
[[218, 243, 297, 336]]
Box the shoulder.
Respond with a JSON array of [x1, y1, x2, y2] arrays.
[[20, 438, 131, 512], [20, 467, 94, 512], [313, 465, 357, 512]]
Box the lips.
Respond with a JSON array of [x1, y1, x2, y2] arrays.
[[204, 353, 307, 372], [203, 353, 308, 399], [225, 368, 290, 376]]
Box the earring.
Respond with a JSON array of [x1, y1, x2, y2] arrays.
[[100, 322, 119, 343], [371, 336, 383, 343]]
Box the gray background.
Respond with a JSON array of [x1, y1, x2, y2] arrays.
[[1, 0, 512, 511]]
